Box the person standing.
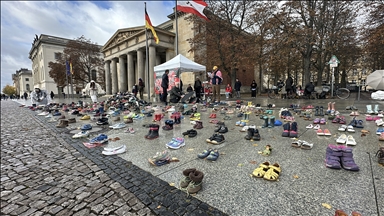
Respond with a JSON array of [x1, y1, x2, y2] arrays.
[[251, 80, 257, 98], [234, 78, 242, 98], [23, 92, 28, 101], [161, 69, 169, 105], [132, 84, 138, 98], [50, 91, 55, 100], [84, 80, 104, 103], [62, 91, 66, 99], [138, 78, 145, 100], [194, 76, 202, 102], [210, 66, 223, 103], [285, 76, 294, 97]]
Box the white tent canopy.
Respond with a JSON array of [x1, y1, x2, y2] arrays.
[[154, 54, 206, 72]]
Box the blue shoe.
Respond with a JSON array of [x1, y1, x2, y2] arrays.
[[53, 111, 61, 116], [206, 149, 219, 161], [89, 134, 108, 144], [81, 124, 92, 130], [197, 148, 212, 159], [166, 138, 185, 149], [376, 127, 384, 135]]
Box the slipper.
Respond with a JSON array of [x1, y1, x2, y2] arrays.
[[209, 119, 219, 124], [347, 125, 355, 133], [336, 134, 347, 144], [313, 118, 320, 124], [319, 118, 326, 125], [313, 124, 320, 130], [338, 125, 347, 132], [306, 124, 313, 129], [323, 129, 332, 136], [301, 141, 313, 150], [316, 129, 324, 136], [346, 135, 357, 146]]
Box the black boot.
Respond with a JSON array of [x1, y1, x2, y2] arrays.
[[163, 120, 174, 130], [262, 116, 269, 128], [253, 129, 261, 141], [146, 124, 160, 139], [245, 128, 254, 140], [268, 116, 275, 128]]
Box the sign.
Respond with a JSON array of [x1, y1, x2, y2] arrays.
[[330, 63, 338, 68], [328, 55, 340, 64]]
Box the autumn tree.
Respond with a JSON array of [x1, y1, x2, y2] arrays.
[[2, 84, 16, 95], [48, 35, 105, 91]]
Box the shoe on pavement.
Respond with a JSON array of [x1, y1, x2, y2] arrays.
[[72, 130, 90, 139], [102, 145, 126, 155], [336, 134, 347, 144], [346, 135, 357, 146], [89, 134, 108, 144]]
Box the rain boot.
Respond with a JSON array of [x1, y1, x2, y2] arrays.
[[180, 168, 196, 189], [146, 124, 160, 139], [245, 128, 254, 140], [268, 116, 275, 128], [187, 170, 204, 194], [262, 116, 269, 128], [374, 104, 379, 114], [366, 105, 374, 114], [253, 129, 261, 140], [241, 112, 250, 122], [145, 124, 155, 138]]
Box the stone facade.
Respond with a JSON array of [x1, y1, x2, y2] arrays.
[[12, 68, 33, 97], [102, 11, 203, 99]]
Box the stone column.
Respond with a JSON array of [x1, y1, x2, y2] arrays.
[[111, 58, 118, 94], [156, 55, 161, 65], [137, 50, 144, 85], [104, 60, 111, 94], [149, 46, 156, 100], [127, 52, 134, 92], [119, 56, 127, 92]]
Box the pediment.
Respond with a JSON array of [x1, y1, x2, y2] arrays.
[[102, 27, 145, 52]]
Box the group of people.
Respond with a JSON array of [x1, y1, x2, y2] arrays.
[[276, 77, 316, 99]]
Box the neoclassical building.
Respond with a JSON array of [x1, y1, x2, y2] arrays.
[[101, 12, 198, 99], [12, 68, 33, 97]]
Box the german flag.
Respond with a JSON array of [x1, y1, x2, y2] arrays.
[[145, 8, 159, 44]]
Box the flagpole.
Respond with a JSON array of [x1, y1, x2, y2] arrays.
[[145, 2, 150, 101], [175, 0, 178, 55]]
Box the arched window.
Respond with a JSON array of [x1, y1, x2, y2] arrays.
[[26, 84, 30, 91]]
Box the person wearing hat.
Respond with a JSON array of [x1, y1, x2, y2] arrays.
[[138, 78, 145, 100], [210, 66, 223, 103], [194, 76, 202, 102]]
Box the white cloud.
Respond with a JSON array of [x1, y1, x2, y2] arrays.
[[0, 1, 174, 90]]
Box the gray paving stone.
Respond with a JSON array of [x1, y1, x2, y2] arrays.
[[90, 203, 104, 214], [115, 205, 133, 216]]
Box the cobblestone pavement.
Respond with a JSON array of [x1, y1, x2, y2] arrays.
[[0, 101, 226, 216]]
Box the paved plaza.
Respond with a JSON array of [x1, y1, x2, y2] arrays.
[[1, 92, 383, 216]]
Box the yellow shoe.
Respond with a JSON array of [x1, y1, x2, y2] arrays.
[[81, 115, 90, 120], [263, 163, 281, 181], [252, 162, 270, 178]]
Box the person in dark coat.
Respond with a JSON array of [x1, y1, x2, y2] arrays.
[[50, 91, 55, 100], [251, 80, 257, 98], [161, 70, 169, 105], [169, 83, 182, 103], [186, 84, 194, 92], [194, 76, 202, 102], [138, 78, 145, 99], [285, 76, 294, 96], [234, 78, 242, 98]]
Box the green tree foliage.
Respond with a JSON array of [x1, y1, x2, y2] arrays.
[[2, 84, 16, 95]]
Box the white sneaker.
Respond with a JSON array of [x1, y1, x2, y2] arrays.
[[102, 145, 126, 155], [346, 135, 356, 146], [306, 124, 313, 129], [347, 125, 355, 133], [38, 111, 49, 116], [240, 126, 249, 132], [336, 134, 347, 144], [112, 123, 126, 129], [103, 145, 125, 152], [338, 125, 347, 132], [376, 119, 384, 126], [72, 131, 90, 139], [313, 124, 320, 130]]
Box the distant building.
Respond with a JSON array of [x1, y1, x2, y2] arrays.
[[28, 34, 103, 96], [12, 68, 33, 97]]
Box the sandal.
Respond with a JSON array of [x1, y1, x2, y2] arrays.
[[252, 162, 270, 178], [301, 141, 313, 150], [263, 163, 281, 181], [291, 140, 303, 148], [223, 116, 231, 120]]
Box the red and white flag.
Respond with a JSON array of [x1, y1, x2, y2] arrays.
[[176, 1, 209, 21]]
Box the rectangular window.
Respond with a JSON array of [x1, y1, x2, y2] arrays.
[[54, 52, 62, 60], [25, 78, 29, 81]]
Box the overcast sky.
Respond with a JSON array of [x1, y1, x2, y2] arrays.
[[0, 1, 174, 90]]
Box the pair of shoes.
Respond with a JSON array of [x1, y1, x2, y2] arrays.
[[316, 128, 331, 136], [325, 144, 359, 171], [162, 120, 174, 130], [102, 145, 126, 155], [72, 130, 90, 139], [125, 127, 135, 134], [179, 169, 204, 194], [197, 148, 219, 161], [244, 127, 261, 140], [209, 113, 216, 118], [282, 122, 298, 138], [145, 124, 160, 139], [251, 162, 281, 181], [206, 133, 225, 144], [313, 118, 326, 124], [109, 122, 126, 129], [338, 125, 355, 132], [193, 121, 204, 129], [182, 129, 197, 137], [214, 125, 228, 133], [291, 140, 313, 149], [89, 134, 108, 144], [148, 150, 170, 166], [166, 137, 185, 149], [336, 134, 356, 145], [349, 119, 364, 128]]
